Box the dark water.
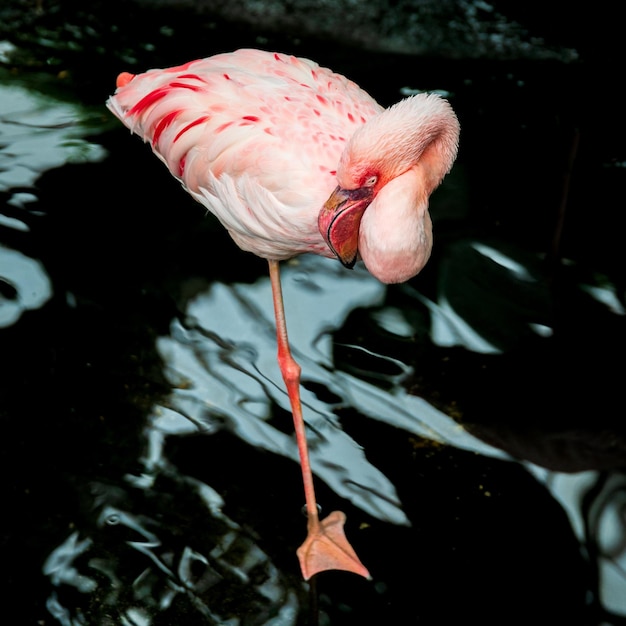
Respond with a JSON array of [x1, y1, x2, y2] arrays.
[[1, 2, 626, 625]]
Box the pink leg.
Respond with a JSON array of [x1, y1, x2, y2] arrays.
[[268, 260, 371, 581]]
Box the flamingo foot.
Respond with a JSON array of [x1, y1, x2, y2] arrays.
[[296, 510, 371, 581]]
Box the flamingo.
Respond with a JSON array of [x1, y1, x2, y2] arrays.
[[107, 48, 460, 581]]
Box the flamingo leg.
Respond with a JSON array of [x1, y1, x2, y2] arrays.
[[267, 260, 371, 581]]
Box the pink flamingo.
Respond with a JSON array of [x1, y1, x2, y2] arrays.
[[107, 48, 460, 581]]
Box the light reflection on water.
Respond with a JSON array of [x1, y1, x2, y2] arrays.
[[37, 250, 626, 623], [1, 65, 625, 625], [159, 256, 412, 525], [0, 79, 106, 196], [0, 245, 51, 326], [0, 78, 106, 327]]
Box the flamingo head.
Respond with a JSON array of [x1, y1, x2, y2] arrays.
[[317, 93, 459, 282]]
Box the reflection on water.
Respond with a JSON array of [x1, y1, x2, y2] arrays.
[[0, 77, 106, 195], [44, 498, 300, 625], [35, 253, 626, 623], [0, 245, 51, 326], [1, 33, 626, 626], [159, 257, 413, 525], [528, 468, 626, 618], [0, 75, 106, 328]]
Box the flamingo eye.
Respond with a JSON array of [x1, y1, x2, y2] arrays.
[[364, 175, 377, 187]]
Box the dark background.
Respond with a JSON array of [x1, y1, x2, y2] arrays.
[[1, 1, 625, 624]]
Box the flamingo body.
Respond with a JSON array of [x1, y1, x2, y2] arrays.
[[107, 49, 384, 260], [107, 49, 459, 580]]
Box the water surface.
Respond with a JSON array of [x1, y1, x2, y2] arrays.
[[1, 4, 625, 625]]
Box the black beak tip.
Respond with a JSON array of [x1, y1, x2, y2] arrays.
[[340, 256, 356, 270]]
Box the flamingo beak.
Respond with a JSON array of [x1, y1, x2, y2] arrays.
[[318, 185, 374, 268]]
